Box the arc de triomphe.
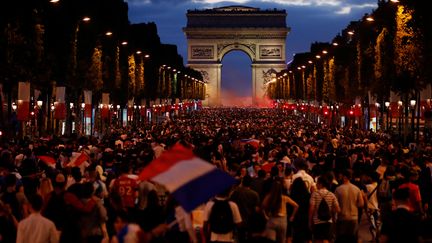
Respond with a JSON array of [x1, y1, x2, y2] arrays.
[[183, 6, 290, 106]]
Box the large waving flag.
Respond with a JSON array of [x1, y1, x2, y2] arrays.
[[139, 143, 236, 212], [67, 152, 90, 167]]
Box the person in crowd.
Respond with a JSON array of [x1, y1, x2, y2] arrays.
[[262, 179, 299, 243], [380, 187, 421, 243], [0, 200, 18, 243], [230, 175, 261, 243], [16, 194, 59, 243], [246, 212, 276, 243], [309, 176, 340, 243], [290, 177, 312, 243], [292, 160, 316, 193], [43, 173, 67, 231], [334, 169, 364, 243], [203, 188, 242, 243]]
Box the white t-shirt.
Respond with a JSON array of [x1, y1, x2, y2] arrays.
[[292, 170, 316, 193]]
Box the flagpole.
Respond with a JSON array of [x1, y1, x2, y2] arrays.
[[167, 219, 178, 229]]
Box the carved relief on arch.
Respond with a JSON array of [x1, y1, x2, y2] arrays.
[[217, 43, 256, 61]]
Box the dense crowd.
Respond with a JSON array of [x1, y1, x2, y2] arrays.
[[1, 108, 432, 243]]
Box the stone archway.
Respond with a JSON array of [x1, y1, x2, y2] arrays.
[[183, 5, 290, 106]]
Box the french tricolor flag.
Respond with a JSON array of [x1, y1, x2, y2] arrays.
[[240, 138, 260, 149], [139, 143, 236, 212]]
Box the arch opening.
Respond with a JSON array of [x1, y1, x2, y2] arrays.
[[221, 50, 252, 107]]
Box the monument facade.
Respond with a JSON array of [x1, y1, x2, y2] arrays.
[[183, 6, 290, 106]]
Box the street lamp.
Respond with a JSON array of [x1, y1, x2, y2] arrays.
[[385, 101, 390, 130], [12, 102, 17, 111]]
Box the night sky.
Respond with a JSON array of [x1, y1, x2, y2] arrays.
[[127, 0, 377, 101]]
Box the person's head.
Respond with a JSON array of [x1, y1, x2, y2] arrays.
[[4, 174, 17, 189], [393, 187, 410, 205], [291, 177, 308, 196], [257, 169, 266, 179], [216, 186, 232, 198], [53, 173, 66, 189], [71, 167, 82, 182], [341, 169, 353, 182], [113, 210, 130, 233], [317, 176, 330, 189], [81, 182, 95, 199], [28, 194, 44, 212], [295, 159, 308, 171], [241, 175, 252, 187]]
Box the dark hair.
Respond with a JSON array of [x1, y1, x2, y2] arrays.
[[81, 182, 94, 198], [28, 194, 44, 211], [4, 174, 17, 187], [290, 178, 309, 199], [242, 175, 252, 187], [257, 169, 266, 178], [71, 167, 82, 182], [263, 180, 283, 216], [341, 169, 353, 180], [317, 176, 330, 189], [393, 187, 410, 201]]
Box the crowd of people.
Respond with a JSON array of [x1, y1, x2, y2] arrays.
[[1, 108, 432, 243]]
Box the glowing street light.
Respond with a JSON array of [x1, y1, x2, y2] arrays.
[[366, 16, 374, 22], [322, 50, 328, 54], [121, 41, 128, 45], [50, 0, 60, 3], [348, 31, 354, 35], [332, 42, 339, 46], [316, 55, 321, 59], [105, 31, 113, 36], [82, 17, 91, 22], [136, 50, 142, 54], [144, 54, 150, 58]]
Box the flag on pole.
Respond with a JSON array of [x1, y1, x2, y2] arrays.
[[101, 93, 110, 119], [240, 139, 260, 149], [17, 82, 30, 121], [37, 155, 56, 167], [138, 143, 236, 212], [54, 86, 66, 120], [84, 90, 92, 118]]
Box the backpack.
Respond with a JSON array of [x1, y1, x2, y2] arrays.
[[377, 180, 392, 200], [208, 199, 235, 234], [317, 191, 331, 221]]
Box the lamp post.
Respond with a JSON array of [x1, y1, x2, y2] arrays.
[[398, 100, 403, 136], [70, 102, 74, 134], [410, 99, 416, 141], [375, 102, 380, 131], [50, 104, 55, 134], [116, 105, 121, 127], [37, 100, 43, 136], [81, 102, 85, 135], [385, 101, 390, 130]]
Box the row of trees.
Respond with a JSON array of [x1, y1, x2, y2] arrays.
[[0, 0, 205, 132], [269, 0, 431, 132]]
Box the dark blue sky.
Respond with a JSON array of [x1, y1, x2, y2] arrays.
[[127, 0, 377, 98]]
